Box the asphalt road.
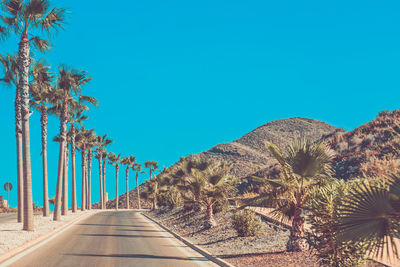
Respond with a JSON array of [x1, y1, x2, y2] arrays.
[[6, 211, 218, 267]]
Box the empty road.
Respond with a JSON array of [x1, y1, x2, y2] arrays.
[[5, 211, 218, 267]]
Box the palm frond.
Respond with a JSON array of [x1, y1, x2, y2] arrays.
[[24, 0, 48, 20], [2, 0, 22, 17], [40, 7, 66, 32], [30, 36, 51, 52]]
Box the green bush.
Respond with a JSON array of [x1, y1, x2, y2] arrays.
[[232, 210, 262, 237]]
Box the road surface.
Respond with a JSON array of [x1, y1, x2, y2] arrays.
[[5, 211, 218, 267]]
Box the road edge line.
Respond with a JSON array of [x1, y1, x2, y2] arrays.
[[142, 213, 235, 267], [0, 210, 101, 266]]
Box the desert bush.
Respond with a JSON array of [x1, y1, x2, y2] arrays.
[[213, 201, 228, 214], [349, 135, 363, 146], [232, 210, 262, 237], [377, 110, 390, 118], [336, 141, 348, 153], [306, 179, 369, 267]]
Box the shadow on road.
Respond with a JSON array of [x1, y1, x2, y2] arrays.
[[64, 253, 209, 261], [116, 228, 166, 232], [78, 223, 147, 227], [79, 233, 170, 238]]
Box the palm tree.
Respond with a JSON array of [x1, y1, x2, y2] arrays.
[[337, 174, 400, 260], [1, 0, 67, 231], [94, 147, 104, 209], [145, 160, 158, 181], [86, 132, 98, 210], [247, 138, 335, 251], [141, 177, 160, 210], [132, 163, 145, 209], [100, 136, 112, 208], [67, 108, 88, 212], [30, 60, 53, 217], [108, 152, 121, 210], [0, 53, 23, 223], [52, 67, 91, 221], [178, 157, 237, 228], [75, 126, 94, 211], [121, 156, 136, 209]]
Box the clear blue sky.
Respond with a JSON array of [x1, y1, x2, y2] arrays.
[[1, 0, 399, 208]]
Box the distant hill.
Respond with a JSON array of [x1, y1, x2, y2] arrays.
[[202, 117, 337, 179]]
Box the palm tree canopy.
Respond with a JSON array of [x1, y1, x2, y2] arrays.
[[0, 0, 67, 51], [145, 160, 158, 172], [107, 152, 121, 167]]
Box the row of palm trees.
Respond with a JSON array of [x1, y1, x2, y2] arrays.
[[0, 0, 160, 232]]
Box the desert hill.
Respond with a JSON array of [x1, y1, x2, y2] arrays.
[[202, 117, 337, 178], [325, 110, 400, 179]]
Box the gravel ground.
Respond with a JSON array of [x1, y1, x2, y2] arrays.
[[148, 208, 290, 255], [147, 208, 386, 267], [0, 210, 96, 255]]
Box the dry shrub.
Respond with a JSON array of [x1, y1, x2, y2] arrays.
[[232, 210, 262, 237], [360, 156, 400, 177], [349, 135, 363, 147]]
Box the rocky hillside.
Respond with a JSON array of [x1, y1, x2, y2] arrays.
[[203, 117, 337, 179], [324, 110, 400, 179]]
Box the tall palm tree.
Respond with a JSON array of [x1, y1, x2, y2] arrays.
[[0, 53, 23, 222], [94, 147, 104, 209], [75, 126, 94, 211], [337, 174, 400, 260], [121, 156, 136, 209], [86, 131, 98, 210], [99, 136, 112, 208], [52, 67, 91, 221], [67, 108, 87, 212], [132, 163, 145, 209], [108, 152, 121, 210], [247, 138, 335, 251], [30, 60, 53, 217], [1, 0, 67, 231]]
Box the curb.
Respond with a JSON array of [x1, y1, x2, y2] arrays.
[[142, 213, 235, 267], [0, 210, 100, 265]]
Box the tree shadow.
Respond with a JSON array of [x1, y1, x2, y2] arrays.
[[116, 228, 166, 233], [79, 233, 169, 238], [64, 253, 208, 261], [78, 224, 147, 227], [198, 236, 236, 246]]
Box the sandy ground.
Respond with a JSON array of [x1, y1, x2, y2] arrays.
[[0, 210, 97, 255]]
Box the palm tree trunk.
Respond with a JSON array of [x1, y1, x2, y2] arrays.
[[54, 98, 67, 221], [102, 158, 106, 208], [85, 158, 89, 210], [136, 172, 141, 209], [62, 144, 69, 215], [116, 165, 119, 210], [15, 86, 24, 223], [87, 150, 92, 210], [152, 198, 158, 210], [81, 146, 86, 211], [206, 202, 216, 228], [71, 125, 77, 212], [126, 167, 129, 209], [286, 205, 306, 252], [98, 154, 103, 209], [19, 32, 33, 231], [40, 106, 49, 217]]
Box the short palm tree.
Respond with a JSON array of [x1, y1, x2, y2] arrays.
[[145, 160, 158, 181], [337, 174, 400, 260], [0, 0, 67, 231], [141, 177, 160, 210], [0, 53, 23, 223], [247, 138, 335, 251], [30, 60, 53, 217], [121, 156, 136, 209], [179, 157, 237, 228], [108, 152, 121, 210], [132, 163, 145, 209]]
